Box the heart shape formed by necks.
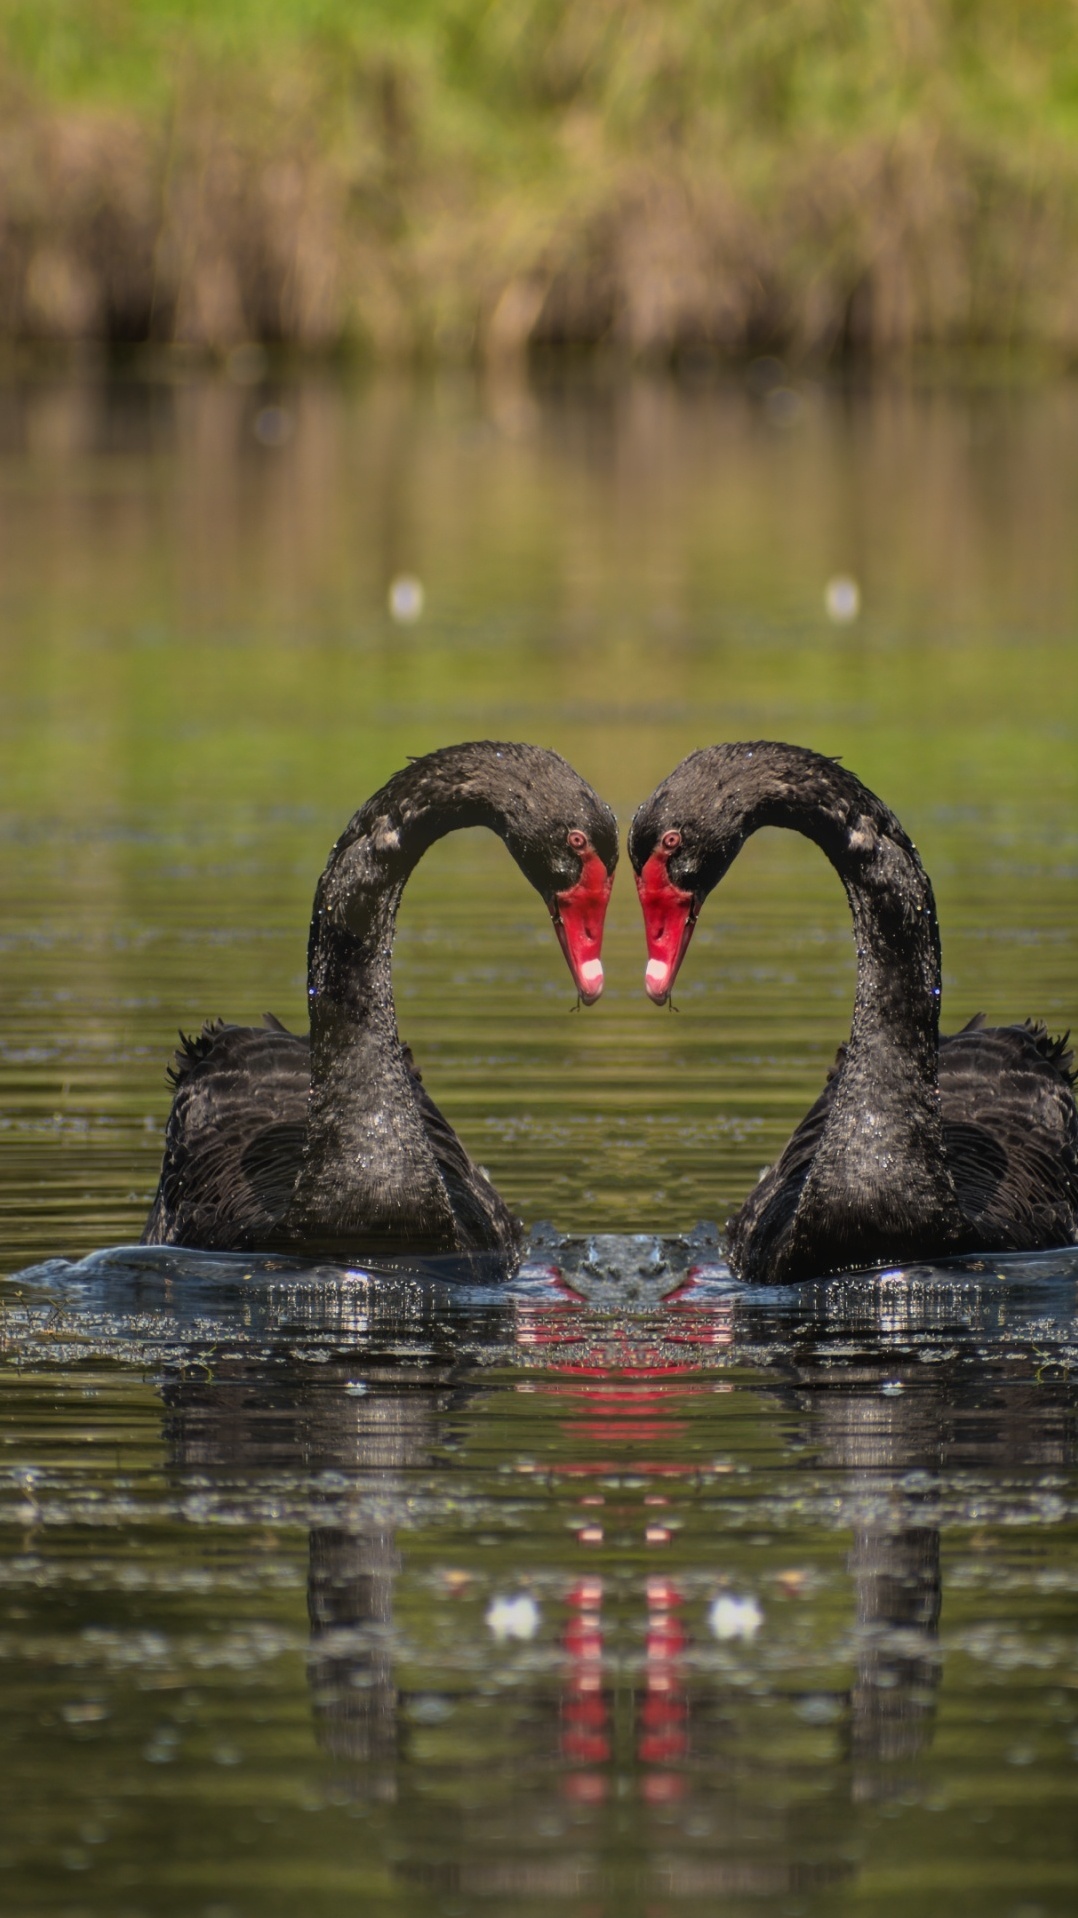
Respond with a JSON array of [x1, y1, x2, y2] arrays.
[[635, 847, 697, 1003]]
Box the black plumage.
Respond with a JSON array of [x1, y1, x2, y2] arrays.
[[143, 742, 618, 1260], [629, 741, 1078, 1282]]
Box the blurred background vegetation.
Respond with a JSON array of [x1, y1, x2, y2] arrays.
[[2, 0, 1078, 363]]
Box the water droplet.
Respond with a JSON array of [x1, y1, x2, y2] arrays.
[[825, 575, 861, 622], [486, 1593, 540, 1641], [388, 575, 424, 623], [709, 1594, 763, 1641]]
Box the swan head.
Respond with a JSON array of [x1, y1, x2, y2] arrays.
[[548, 829, 614, 1004], [628, 747, 755, 1002], [494, 748, 618, 1006], [631, 825, 701, 1004]]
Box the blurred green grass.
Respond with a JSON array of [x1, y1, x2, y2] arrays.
[[2, 2, 1078, 356], [7, 2, 1078, 135]]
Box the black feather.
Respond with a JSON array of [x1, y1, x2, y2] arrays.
[[631, 742, 1078, 1281], [143, 742, 618, 1262]]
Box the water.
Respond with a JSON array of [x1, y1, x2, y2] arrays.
[[1, 366, 1077, 1913], [3, 1241, 1077, 1914]]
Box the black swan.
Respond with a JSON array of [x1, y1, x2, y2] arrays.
[[143, 742, 618, 1259], [629, 741, 1078, 1281]]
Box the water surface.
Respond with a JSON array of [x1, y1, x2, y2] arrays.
[[2, 367, 1077, 1254], [2, 1241, 1077, 1915], [1, 367, 1077, 1913]]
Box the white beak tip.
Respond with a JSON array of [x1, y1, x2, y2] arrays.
[[645, 958, 672, 999], [578, 959, 604, 992]]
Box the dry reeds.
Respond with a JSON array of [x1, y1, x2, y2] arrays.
[[1, 2, 1077, 362]]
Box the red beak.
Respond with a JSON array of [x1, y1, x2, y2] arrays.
[[636, 850, 697, 1003], [552, 850, 613, 1004]]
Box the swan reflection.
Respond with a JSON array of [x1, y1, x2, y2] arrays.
[[148, 1251, 1078, 1904]]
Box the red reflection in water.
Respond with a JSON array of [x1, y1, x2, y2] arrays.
[[558, 1571, 692, 1800], [522, 1268, 724, 1803], [639, 1580, 688, 1774], [561, 1575, 610, 1794]]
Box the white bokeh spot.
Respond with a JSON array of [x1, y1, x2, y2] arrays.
[[485, 1593, 540, 1642], [709, 1594, 763, 1641], [389, 575, 425, 623], [825, 575, 860, 622]]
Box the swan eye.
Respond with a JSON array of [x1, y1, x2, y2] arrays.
[[661, 830, 682, 852], [567, 830, 588, 852]]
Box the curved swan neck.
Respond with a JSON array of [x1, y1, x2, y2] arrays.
[[310, 760, 489, 1014], [692, 744, 944, 1072], [791, 788, 943, 1082], [291, 867, 454, 1246], [289, 743, 583, 1251], [693, 744, 961, 1258], [305, 739, 592, 1027]]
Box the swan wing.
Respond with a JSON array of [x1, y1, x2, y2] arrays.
[[939, 1021, 1078, 1248], [142, 1019, 309, 1249]]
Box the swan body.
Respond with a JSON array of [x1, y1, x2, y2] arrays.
[[143, 742, 617, 1260], [629, 741, 1078, 1282]]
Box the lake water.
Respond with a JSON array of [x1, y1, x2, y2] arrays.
[[1, 365, 1077, 1913]]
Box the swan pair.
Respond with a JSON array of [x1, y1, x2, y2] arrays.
[[144, 740, 1078, 1279]]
